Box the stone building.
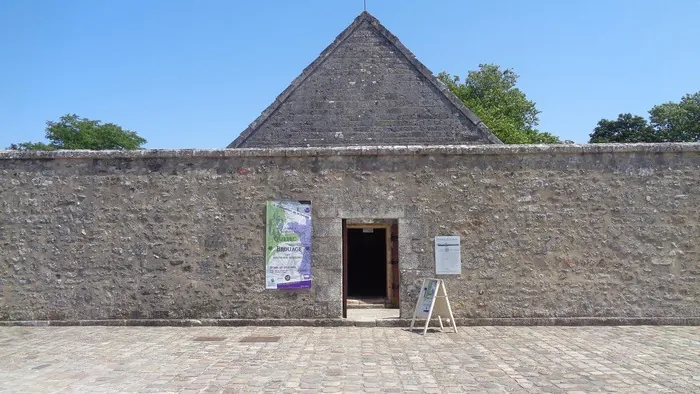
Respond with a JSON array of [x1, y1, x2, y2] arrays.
[[0, 13, 698, 325], [228, 12, 501, 148]]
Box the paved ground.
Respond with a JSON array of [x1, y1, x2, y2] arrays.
[[1, 326, 699, 393], [346, 308, 400, 322]]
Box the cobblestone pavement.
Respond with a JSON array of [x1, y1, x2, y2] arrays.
[[1, 326, 699, 393]]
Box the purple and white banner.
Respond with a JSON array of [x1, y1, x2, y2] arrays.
[[265, 200, 312, 289]]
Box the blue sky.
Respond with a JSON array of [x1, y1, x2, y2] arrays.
[[2, 0, 699, 148]]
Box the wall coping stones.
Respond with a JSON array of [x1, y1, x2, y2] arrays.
[[1, 143, 699, 161]]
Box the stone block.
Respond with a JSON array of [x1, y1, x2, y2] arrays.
[[399, 219, 427, 238], [338, 205, 405, 219], [313, 218, 342, 237], [313, 236, 342, 255], [313, 269, 342, 303], [398, 252, 425, 271], [311, 253, 342, 270]]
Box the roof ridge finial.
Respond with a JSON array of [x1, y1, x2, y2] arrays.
[[363, 0, 367, 12]]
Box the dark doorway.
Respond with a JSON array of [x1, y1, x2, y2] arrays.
[[347, 228, 387, 297]]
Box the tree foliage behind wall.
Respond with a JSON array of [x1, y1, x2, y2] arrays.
[[588, 113, 657, 143], [439, 64, 562, 144], [590, 92, 700, 143], [7, 114, 147, 151]]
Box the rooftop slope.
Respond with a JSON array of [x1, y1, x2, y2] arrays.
[[228, 12, 501, 148]]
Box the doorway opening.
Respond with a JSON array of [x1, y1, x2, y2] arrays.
[[347, 228, 386, 297], [342, 220, 399, 318]]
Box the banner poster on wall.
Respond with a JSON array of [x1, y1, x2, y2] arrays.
[[265, 200, 312, 289]]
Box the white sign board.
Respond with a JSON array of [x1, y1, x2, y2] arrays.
[[414, 279, 439, 319], [410, 279, 458, 335], [435, 236, 461, 275]]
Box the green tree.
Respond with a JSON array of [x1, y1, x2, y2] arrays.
[[7, 142, 56, 151], [7, 114, 147, 150], [589, 113, 657, 143], [590, 91, 700, 143], [439, 64, 561, 144], [649, 92, 700, 142]]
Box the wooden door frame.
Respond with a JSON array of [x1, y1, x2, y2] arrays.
[[343, 223, 392, 315], [342, 219, 347, 318], [390, 222, 399, 308]]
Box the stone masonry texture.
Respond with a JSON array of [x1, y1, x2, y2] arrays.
[[229, 12, 500, 148], [0, 143, 699, 322]]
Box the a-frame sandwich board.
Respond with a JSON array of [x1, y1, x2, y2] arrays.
[[410, 279, 458, 335]]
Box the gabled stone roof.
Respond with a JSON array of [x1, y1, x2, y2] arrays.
[[228, 12, 501, 148]]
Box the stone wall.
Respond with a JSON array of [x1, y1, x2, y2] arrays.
[[1, 144, 699, 322]]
